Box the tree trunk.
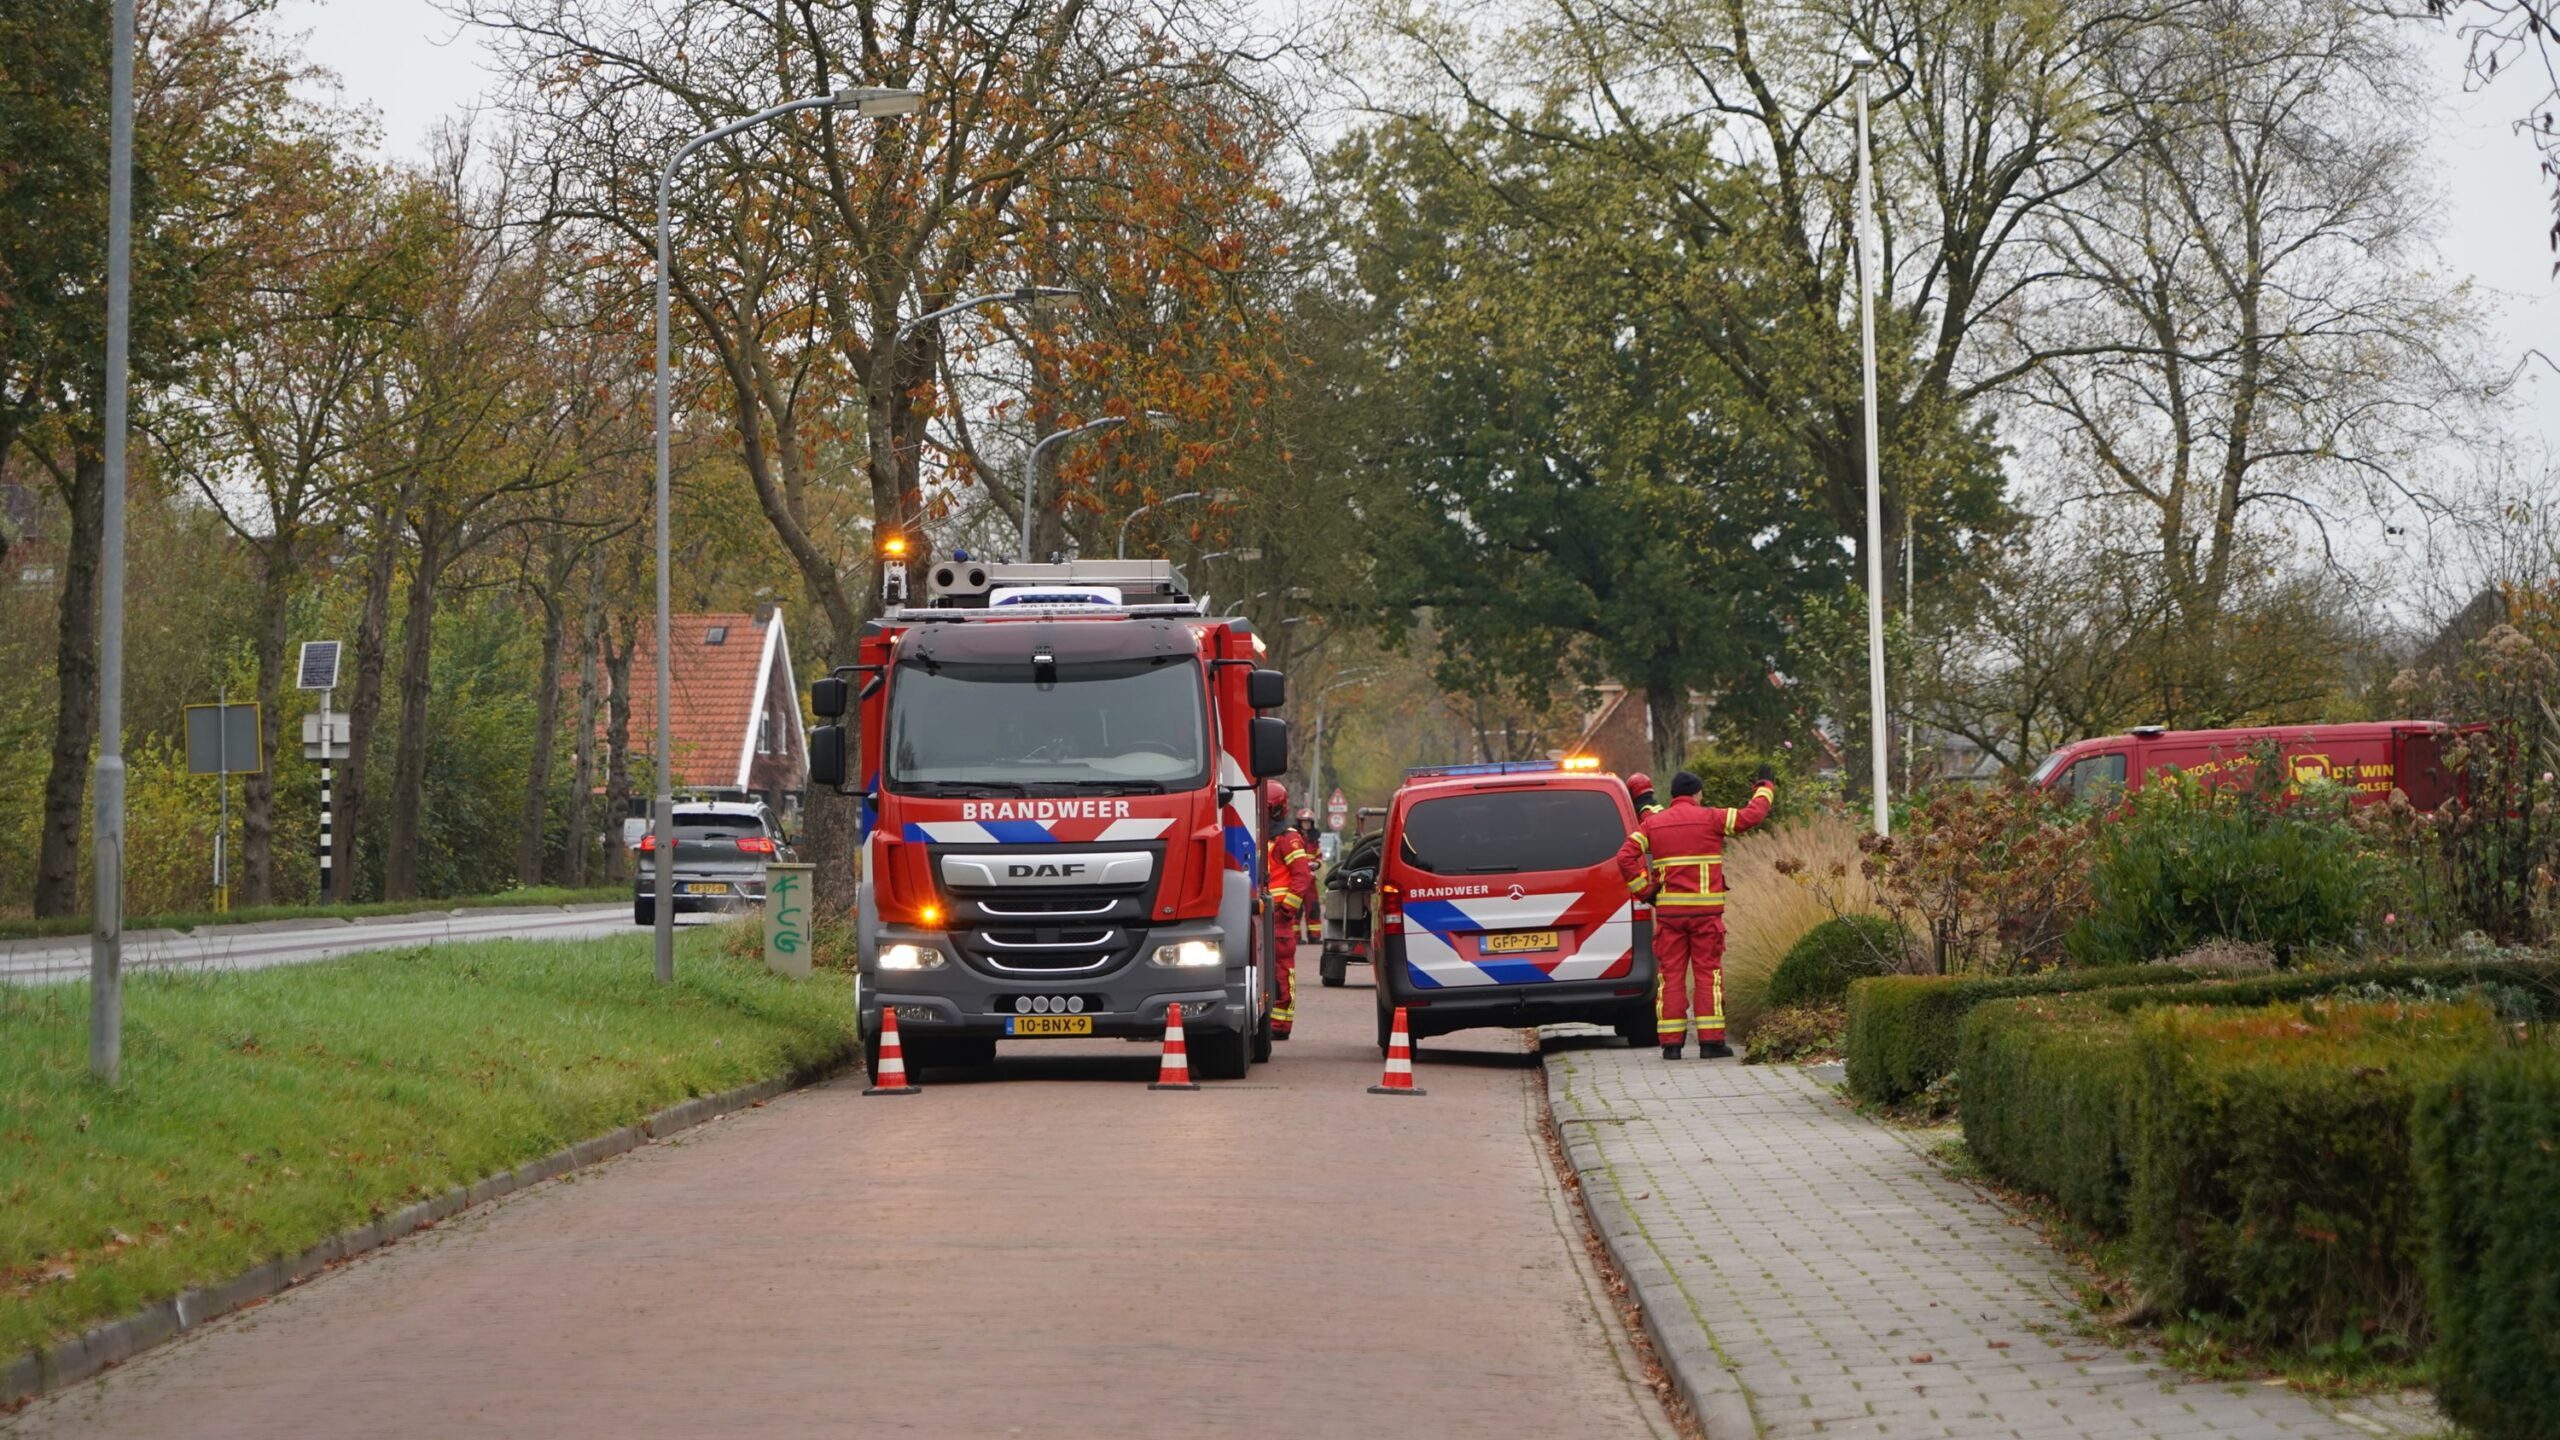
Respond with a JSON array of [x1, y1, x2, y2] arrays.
[[242, 559, 293, 906], [563, 581, 602, 888], [1645, 683, 1691, 777], [516, 590, 567, 887], [334, 517, 401, 902], [383, 525, 444, 900], [33, 442, 105, 918], [602, 616, 636, 885]]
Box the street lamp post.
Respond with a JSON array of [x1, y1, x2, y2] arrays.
[[1852, 50, 1889, 838], [1019, 411, 1173, 558], [653, 86, 920, 986], [1116, 488, 1235, 559], [91, 0, 137, 1082]]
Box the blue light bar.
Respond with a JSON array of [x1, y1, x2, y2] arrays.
[[1404, 760, 1562, 780]]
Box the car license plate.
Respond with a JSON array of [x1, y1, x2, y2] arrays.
[[679, 882, 732, 896], [1482, 929, 1560, 954], [1007, 1015, 1093, 1037]]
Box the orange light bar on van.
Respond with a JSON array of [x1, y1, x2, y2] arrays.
[[1561, 755, 1601, 771]]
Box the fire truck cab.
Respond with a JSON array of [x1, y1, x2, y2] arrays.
[[807, 557, 1291, 1083]]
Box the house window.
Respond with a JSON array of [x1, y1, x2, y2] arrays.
[[704, 625, 729, 645], [757, 710, 773, 755]]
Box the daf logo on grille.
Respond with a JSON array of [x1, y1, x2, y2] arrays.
[[940, 850, 1153, 889], [1008, 862, 1087, 879]]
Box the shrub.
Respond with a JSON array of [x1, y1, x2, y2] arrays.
[[1681, 744, 1805, 824], [1960, 998, 2143, 1234], [1861, 782, 2102, 974], [1768, 914, 1903, 1008], [2068, 772, 2386, 967], [2416, 1043, 2560, 1440], [2129, 999, 2501, 1349], [2084, 955, 2560, 1020], [1843, 963, 2207, 1106], [1722, 810, 1887, 1040], [1740, 1003, 1846, 1064]]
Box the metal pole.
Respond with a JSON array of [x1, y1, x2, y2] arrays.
[[1116, 489, 1206, 559], [91, 0, 136, 1083], [1855, 57, 1890, 838], [216, 690, 230, 913], [653, 155, 679, 986], [318, 689, 333, 901], [652, 90, 921, 986]]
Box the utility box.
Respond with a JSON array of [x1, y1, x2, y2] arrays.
[[762, 862, 816, 979]]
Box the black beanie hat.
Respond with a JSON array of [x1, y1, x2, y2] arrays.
[[1670, 770, 1704, 798]]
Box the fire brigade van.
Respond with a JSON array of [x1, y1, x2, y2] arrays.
[[2029, 722, 2468, 810], [805, 557, 1291, 1084], [1368, 762, 1657, 1056]]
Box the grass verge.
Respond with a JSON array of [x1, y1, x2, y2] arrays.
[[0, 887, 628, 941], [0, 926, 852, 1357]]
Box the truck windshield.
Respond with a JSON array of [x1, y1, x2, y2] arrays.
[[886, 656, 1208, 790]]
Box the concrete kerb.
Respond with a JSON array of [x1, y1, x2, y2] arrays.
[[1539, 1048, 1762, 1440], [2, 1067, 817, 1410]]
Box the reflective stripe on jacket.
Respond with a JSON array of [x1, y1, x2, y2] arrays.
[[1613, 785, 1775, 910], [1267, 832, 1317, 913]]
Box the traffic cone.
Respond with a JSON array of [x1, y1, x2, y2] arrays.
[[1369, 1007, 1427, 1096], [1149, 1002, 1200, 1091], [864, 1006, 921, 1096]]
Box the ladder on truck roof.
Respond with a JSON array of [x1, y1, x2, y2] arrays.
[[897, 556, 1214, 620]]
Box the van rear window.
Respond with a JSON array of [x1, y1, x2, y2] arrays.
[[1398, 789, 1627, 876]]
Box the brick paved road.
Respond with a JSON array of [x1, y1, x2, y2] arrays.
[[1547, 1044, 2441, 1440], [10, 976, 1671, 1439]]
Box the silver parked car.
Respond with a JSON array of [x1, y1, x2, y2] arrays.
[[632, 801, 792, 925]]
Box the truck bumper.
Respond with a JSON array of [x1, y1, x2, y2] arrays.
[[860, 923, 1251, 1041]]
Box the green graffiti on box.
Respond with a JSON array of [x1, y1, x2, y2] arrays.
[[763, 863, 816, 978]]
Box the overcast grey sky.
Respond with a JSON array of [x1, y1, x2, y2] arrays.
[[277, 0, 2559, 459]]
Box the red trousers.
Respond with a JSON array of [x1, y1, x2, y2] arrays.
[[1272, 924, 1298, 1035], [1654, 914, 1726, 1044]]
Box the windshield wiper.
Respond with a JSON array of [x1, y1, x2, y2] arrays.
[[898, 780, 1028, 797], [1058, 780, 1171, 795]]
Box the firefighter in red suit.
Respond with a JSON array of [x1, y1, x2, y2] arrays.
[[1614, 766, 1776, 1059], [1265, 781, 1318, 1039]]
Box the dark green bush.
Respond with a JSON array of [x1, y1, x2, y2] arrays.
[[1767, 915, 1902, 1009], [1843, 963, 2204, 1106], [1679, 745, 1795, 822], [2129, 1000, 2500, 1348], [2415, 1044, 2560, 1440], [1959, 999, 2142, 1234], [2069, 774, 2386, 967], [2086, 956, 2560, 1020]]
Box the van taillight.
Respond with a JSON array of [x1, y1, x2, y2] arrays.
[[1380, 882, 1402, 933]]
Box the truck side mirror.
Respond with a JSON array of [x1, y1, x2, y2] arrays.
[[1247, 668, 1287, 711], [809, 724, 848, 789], [1249, 715, 1290, 779], [811, 676, 848, 719]]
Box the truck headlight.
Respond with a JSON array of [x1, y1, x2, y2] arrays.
[[1151, 940, 1222, 968], [877, 943, 944, 971]]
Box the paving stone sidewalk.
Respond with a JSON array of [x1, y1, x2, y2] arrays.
[[1543, 1042, 2443, 1440]]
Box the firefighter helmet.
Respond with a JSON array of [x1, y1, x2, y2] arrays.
[[1264, 779, 1289, 816], [1627, 771, 1655, 797]]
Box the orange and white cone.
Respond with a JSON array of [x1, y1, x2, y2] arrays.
[[864, 1006, 921, 1096], [1150, 1002, 1200, 1091], [1369, 1007, 1426, 1096]]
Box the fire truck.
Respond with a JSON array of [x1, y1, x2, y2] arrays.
[[806, 557, 1292, 1083]]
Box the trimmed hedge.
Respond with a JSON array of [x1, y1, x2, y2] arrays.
[[1843, 963, 2203, 1106], [1851, 955, 2560, 1106], [2416, 1045, 2560, 1440], [1958, 998, 2142, 1234], [1767, 915, 1902, 1009], [2129, 1001, 2501, 1348]]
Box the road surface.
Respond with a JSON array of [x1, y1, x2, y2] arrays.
[[0, 905, 638, 985], [7, 974, 1674, 1438]]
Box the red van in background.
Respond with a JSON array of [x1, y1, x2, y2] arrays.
[[1370, 761, 1657, 1056], [2028, 722, 2467, 810]]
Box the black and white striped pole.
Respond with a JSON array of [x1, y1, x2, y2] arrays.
[[298, 641, 343, 900]]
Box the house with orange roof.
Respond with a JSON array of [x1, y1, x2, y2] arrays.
[[623, 609, 810, 833]]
